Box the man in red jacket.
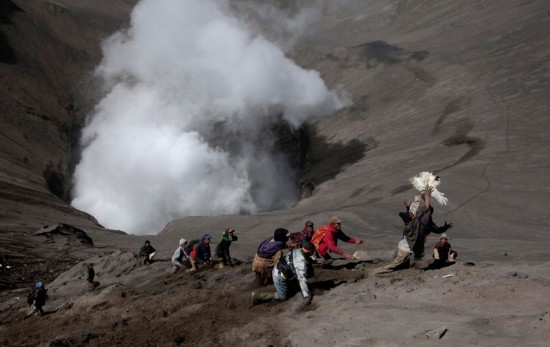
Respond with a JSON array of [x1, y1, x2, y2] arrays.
[[312, 216, 364, 262]]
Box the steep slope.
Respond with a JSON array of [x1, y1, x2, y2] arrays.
[[0, 0, 135, 233], [163, 0, 550, 261]]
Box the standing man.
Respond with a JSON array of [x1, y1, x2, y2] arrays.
[[403, 187, 453, 259]]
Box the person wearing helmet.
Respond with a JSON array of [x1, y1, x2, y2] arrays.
[[25, 282, 48, 318], [189, 234, 212, 272], [171, 238, 190, 273]]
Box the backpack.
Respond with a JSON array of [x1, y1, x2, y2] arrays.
[[257, 238, 285, 258], [311, 225, 331, 249], [276, 252, 296, 281], [185, 239, 200, 255], [27, 289, 36, 305]]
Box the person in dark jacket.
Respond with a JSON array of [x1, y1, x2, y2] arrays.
[[85, 263, 99, 289], [251, 228, 289, 285], [139, 240, 156, 265], [428, 233, 458, 269], [190, 234, 212, 272], [216, 228, 238, 268], [403, 187, 453, 259], [25, 282, 48, 318]]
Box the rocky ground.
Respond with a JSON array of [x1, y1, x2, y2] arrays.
[[1, 248, 549, 346], [1, 0, 550, 345]]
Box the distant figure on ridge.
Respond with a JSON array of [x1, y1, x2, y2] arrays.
[[251, 228, 289, 285], [312, 216, 364, 264], [139, 240, 156, 265], [25, 282, 48, 318], [216, 228, 238, 268], [85, 263, 100, 289]]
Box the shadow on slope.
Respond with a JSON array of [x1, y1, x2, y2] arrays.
[[300, 128, 378, 198]]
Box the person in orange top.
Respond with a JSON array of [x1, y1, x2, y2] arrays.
[[312, 216, 364, 262]]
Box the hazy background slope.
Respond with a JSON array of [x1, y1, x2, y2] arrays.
[[1, 0, 549, 264], [163, 0, 550, 262]]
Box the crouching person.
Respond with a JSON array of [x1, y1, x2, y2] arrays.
[[139, 240, 156, 265], [429, 233, 457, 269], [251, 241, 316, 308], [251, 228, 289, 285], [380, 238, 412, 272], [171, 238, 190, 273], [189, 234, 212, 272]]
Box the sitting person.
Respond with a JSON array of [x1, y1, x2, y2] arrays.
[[288, 220, 315, 249], [216, 228, 238, 268], [251, 228, 289, 285], [139, 240, 156, 265], [171, 238, 190, 273], [251, 240, 316, 309], [189, 234, 212, 272], [429, 234, 457, 269]]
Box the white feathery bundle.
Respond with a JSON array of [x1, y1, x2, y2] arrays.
[[409, 171, 448, 205]]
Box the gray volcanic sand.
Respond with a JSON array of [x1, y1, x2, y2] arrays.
[[1, 0, 550, 346]]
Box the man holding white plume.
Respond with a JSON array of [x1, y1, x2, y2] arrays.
[[404, 172, 453, 260]]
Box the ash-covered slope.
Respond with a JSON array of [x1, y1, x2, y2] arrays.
[[0, 0, 135, 234], [163, 0, 550, 262], [0, 0, 548, 264]]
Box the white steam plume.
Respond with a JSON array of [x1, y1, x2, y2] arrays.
[[72, 0, 348, 234]]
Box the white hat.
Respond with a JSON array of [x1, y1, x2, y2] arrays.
[[440, 234, 448, 240], [179, 238, 187, 245]]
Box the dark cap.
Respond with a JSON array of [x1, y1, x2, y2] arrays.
[[274, 228, 290, 242], [301, 240, 316, 253]]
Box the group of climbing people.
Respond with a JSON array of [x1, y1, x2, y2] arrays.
[[137, 228, 240, 274], [25, 177, 457, 317], [169, 228, 239, 273], [249, 182, 457, 307], [250, 216, 365, 307]]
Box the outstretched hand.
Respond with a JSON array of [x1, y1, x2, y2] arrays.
[[356, 239, 365, 246], [444, 221, 454, 229]]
